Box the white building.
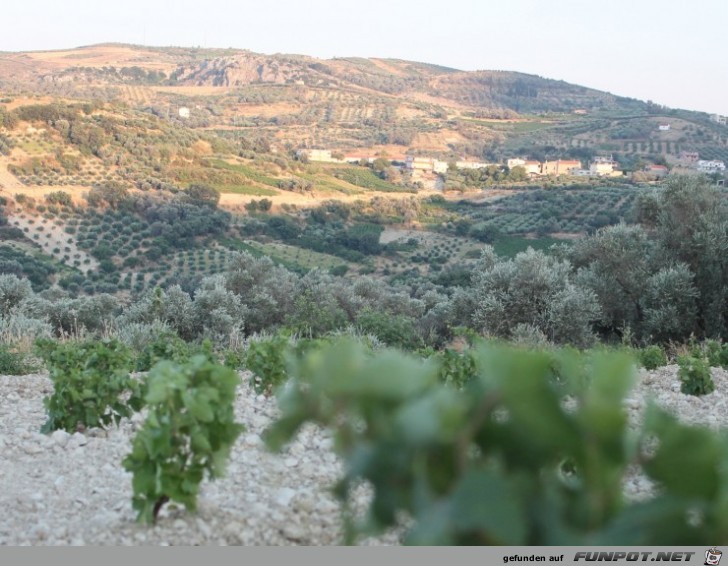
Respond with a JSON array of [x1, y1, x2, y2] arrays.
[[455, 161, 491, 170], [405, 156, 435, 171], [178, 107, 190, 119], [658, 123, 670, 131], [405, 156, 449, 174], [296, 149, 345, 163], [697, 160, 726, 173], [433, 160, 449, 174], [589, 156, 616, 176]]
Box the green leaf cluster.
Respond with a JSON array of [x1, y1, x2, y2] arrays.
[[123, 355, 244, 524], [245, 334, 290, 395], [433, 348, 478, 388], [134, 331, 191, 371], [265, 339, 728, 544], [37, 339, 141, 433], [0, 344, 36, 375], [677, 355, 714, 396], [699, 340, 728, 369], [638, 345, 668, 370]]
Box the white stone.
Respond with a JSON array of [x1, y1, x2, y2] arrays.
[[243, 433, 261, 446], [22, 444, 42, 455], [70, 432, 88, 447], [274, 487, 297, 507], [51, 430, 71, 448], [196, 518, 212, 537], [282, 522, 306, 541]]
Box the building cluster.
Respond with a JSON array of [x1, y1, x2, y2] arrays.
[[697, 160, 727, 173], [676, 151, 726, 174], [404, 156, 494, 174], [295, 149, 345, 163], [711, 114, 727, 126], [507, 157, 623, 178], [297, 147, 726, 182], [405, 156, 617, 177], [297, 148, 624, 177]]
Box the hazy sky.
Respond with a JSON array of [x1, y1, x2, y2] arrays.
[[2, 0, 727, 114]]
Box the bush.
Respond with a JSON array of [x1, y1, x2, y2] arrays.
[[678, 355, 714, 396], [435, 347, 477, 388], [702, 340, 728, 369], [122, 355, 244, 524], [245, 333, 290, 395], [135, 331, 190, 371], [639, 345, 668, 370], [222, 348, 245, 370], [355, 309, 422, 350], [266, 340, 728, 545], [0, 345, 34, 375], [37, 339, 142, 433]]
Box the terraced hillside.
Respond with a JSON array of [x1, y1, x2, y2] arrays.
[[1, 44, 726, 163]]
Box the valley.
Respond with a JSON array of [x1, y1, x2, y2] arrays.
[[2, 42, 728, 547]]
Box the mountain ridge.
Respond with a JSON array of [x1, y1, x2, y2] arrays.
[[1, 43, 726, 164]]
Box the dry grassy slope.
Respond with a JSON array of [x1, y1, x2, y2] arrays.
[[0, 44, 639, 112], [2, 44, 726, 159]]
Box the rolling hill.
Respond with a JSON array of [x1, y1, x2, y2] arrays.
[[1, 43, 726, 164]]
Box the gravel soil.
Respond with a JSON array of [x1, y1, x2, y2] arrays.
[[1, 365, 727, 546]]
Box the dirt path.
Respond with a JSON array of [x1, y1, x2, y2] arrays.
[[0, 158, 24, 190], [220, 188, 440, 213]]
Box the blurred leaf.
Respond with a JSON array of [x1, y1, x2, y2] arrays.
[[449, 468, 527, 545], [643, 404, 721, 499], [394, 388, 465, 445]]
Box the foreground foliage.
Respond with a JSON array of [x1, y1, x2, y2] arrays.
[[0, 344, 36, 375], [37, 339, 142, 433], [266, 340, 728, 544], [677, 355, 714, 396], [123, 355, 244, 524], [638, 345, 668, 370]]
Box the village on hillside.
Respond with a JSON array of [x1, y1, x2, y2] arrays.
[[295, 147, 726, 186]]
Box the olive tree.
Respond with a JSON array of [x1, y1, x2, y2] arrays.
[[470, 247, 600, 347], [570, 224, 656, 341], [638, 175, 728, 339], [0, 274, 33, 317]]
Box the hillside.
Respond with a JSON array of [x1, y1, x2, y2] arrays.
[[2, 43, 726, 163], [1, 43, 727, 303]]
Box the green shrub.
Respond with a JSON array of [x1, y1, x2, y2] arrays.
[[435, 348, 477, 388], [135, 331, 190, 371], [703, 340, 728, 368], [122, 355, 244, 524], [719, 345, 728, 369], [639, 345, 668, 370], [245, 334, 290, 394], [266, 340, 728, 545], [355, 309, 422, 350], [222, 348, 245, 370], [678, 355, 714, 396], [37, 339, 142, 433], [0, 345, 34, 375]]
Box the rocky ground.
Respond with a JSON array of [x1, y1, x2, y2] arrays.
[[1, 364, 726, 546]]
